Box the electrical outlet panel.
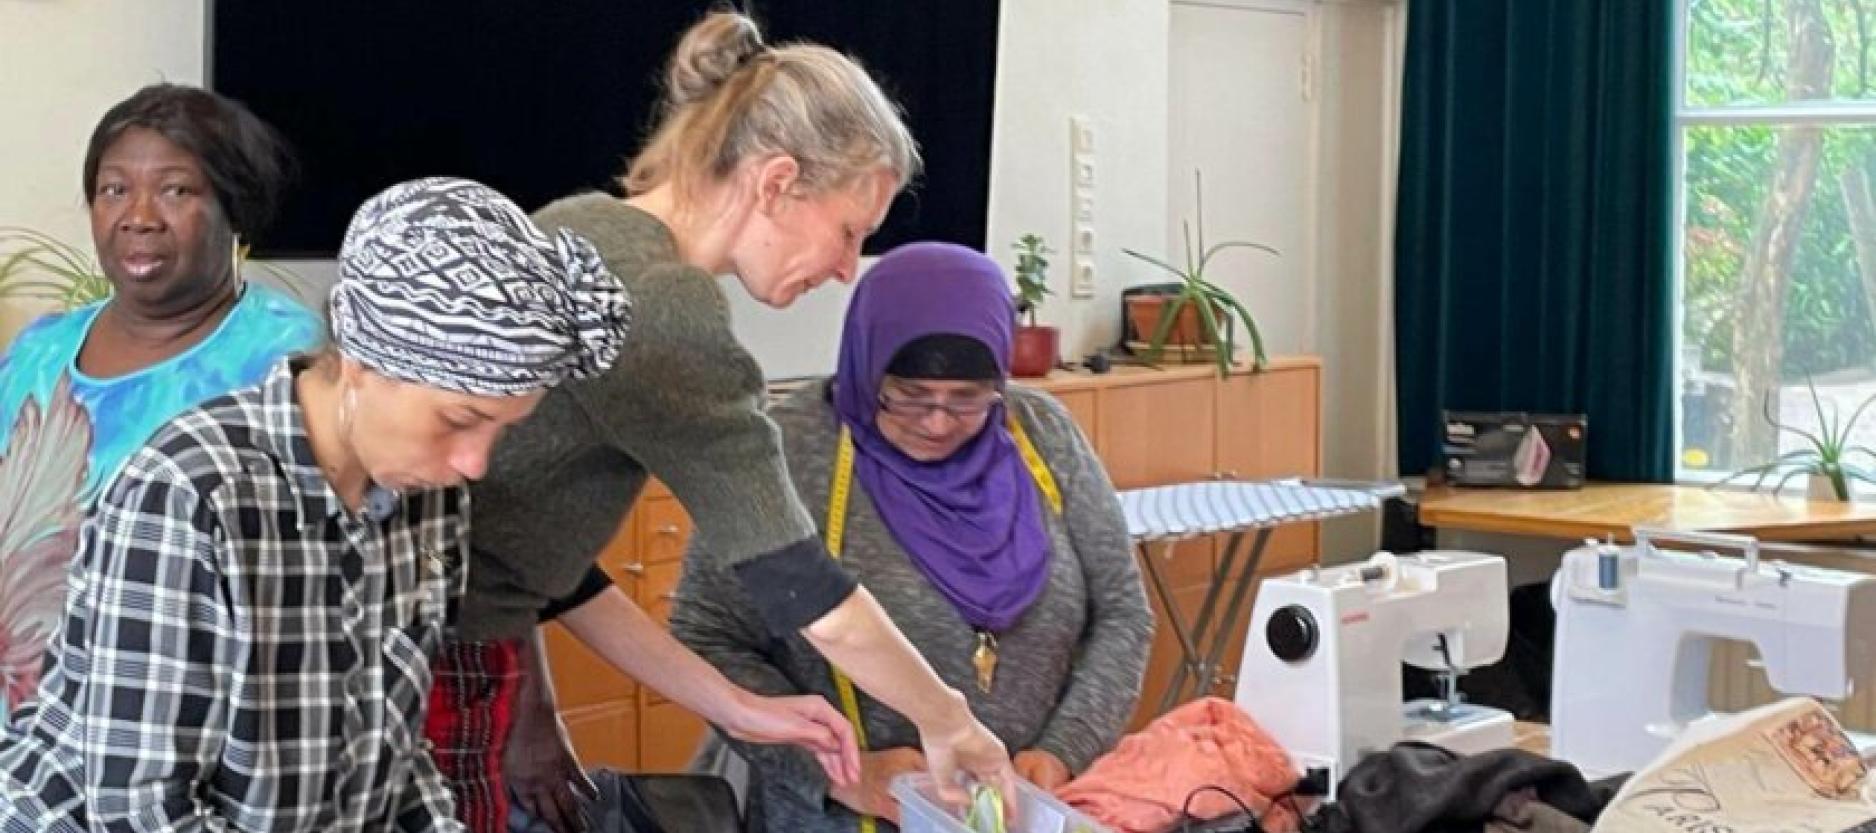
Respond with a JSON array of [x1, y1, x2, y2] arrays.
[[1069, 115, 1097, 300]]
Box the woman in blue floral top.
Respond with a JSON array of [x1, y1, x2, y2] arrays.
[[0, 84, 321, 707]]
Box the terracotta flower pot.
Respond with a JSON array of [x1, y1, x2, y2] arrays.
[[1808, 472, 1849, 502], [1011, 325, 1059, 378], [1125, 295, 1223, 348]]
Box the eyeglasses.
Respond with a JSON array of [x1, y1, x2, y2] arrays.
[[877, 391, 1003, 419]]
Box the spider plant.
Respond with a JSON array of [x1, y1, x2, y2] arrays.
[[0, 227, 112, 309], [1715, 378, 1876, 501], [1121, 171, 1279, 375]]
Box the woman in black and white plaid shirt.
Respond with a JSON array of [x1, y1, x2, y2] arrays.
[[0, 178, 635, 833]]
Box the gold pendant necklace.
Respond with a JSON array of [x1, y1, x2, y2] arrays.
[[972, 630, 999, 694]]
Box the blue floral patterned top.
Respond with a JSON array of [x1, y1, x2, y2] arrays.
[[0, 281, 321, 707]]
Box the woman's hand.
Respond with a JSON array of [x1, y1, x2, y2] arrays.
[[917, 694, 1018, 823], [1013, 749, 1071, 791], [718, 689, 861, 787], [503, 705, 598, 833], [828, 747, 927, 824]]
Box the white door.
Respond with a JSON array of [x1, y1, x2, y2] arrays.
[[1167, 0, 1314, 357]]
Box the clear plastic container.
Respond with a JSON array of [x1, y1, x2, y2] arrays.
[[890, 774, 1115, 833]]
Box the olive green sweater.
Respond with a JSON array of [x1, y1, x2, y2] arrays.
[[460, 194, 847, 641]]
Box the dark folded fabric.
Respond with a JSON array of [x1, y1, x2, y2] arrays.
[[1484, 790, 1590, 833], [1314, 743, 1615, 833]]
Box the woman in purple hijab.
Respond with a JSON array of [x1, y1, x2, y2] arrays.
[[672, 243, 1154, 832]]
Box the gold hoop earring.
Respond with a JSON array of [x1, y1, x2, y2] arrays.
[[231, 236, 248, 278]]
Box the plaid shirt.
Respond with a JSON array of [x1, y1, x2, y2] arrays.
[[0, 359, 468, 833]]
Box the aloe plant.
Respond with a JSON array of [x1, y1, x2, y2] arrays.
[[1122, 171, 1279, 375], [0, 226, 309, 313], [1715, 378, 1876, 500]]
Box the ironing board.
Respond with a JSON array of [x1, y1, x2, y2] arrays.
[[1119, 478, 1402, 714]]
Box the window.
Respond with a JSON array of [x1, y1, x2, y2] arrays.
[[1675, 0, 1876, 490]]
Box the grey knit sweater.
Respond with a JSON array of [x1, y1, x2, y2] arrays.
[[671, 380, 1154, 833], [460, 194, 822, 641]]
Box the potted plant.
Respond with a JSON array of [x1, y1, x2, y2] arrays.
[[1715, 378, 1876, 501], [1121, 171, 1279, 375], [1009, 233, 1058, 378]]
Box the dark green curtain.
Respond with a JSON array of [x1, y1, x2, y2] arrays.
[[1395, 0, 1676, 482]]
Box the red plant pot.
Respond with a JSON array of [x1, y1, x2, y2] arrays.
[[1011, 325, 1060, 378]]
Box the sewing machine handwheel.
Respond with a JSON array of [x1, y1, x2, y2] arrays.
[[1266, 605, 1318, 663]]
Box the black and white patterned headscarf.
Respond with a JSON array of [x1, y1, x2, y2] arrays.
[[330, 177, 631, 397]]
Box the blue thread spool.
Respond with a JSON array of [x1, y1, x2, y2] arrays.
[[1597, 544, 1619, 590]]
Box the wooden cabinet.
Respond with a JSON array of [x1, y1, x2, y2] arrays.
[[561, 700, 639, 771], [1216, 365, 1322, 579], [1054, 389, 1099, 441], [1095, 376, 1217, 490], [540, 484, 709, 770], [640, 700, 711, 773], [1035, 359, 1324, 731], [545, 358, 1324, 767]]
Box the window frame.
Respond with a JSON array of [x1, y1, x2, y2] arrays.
[[1670, 0, 1876, 489]]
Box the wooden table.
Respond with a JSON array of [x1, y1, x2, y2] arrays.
[[1418, 482, 1876, 543]]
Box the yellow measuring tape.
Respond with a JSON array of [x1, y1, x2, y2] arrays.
[[825, 414, 1060, 831]]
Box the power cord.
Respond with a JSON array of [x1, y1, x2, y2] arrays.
[[1175, 783, 1328, 833], [1178, 785, 1263, 833]]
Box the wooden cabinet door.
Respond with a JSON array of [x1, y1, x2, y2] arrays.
[[545, 513, 639, 709], [1050, 389, 1100, 451], [562, 701, 639, 771], [640, 560, 683, 706], [591, 507, 648, 587], [639, 700, 710, 772], [1135, 536, 1217, 597], [1215, 366, 1322, 575], [1131, 583, 1220, 731], [1214, 365, 1320, 481], [1098, 377, 1217, 489], [543, 621, 638, 709], [638, 496, 693, 565]]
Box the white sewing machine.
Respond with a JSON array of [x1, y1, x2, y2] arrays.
[[1235, 550, 1516, 794], [1550, 528, 1876, 780]]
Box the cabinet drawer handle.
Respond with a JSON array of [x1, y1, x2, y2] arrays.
[[620, 561, 646, 576], [656, 524, 681, 537], [660, 592, 678, 602]]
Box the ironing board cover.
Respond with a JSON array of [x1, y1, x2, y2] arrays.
[[1118, 480, 1390, 542]]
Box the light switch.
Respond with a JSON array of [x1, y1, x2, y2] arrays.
[[1071, 261, 1096, 298], [1075, 224, 1095, 254], [1075, 195, 1094, 222], [1071, 115, 1094, 154], [1075, 159, 1095, 189]]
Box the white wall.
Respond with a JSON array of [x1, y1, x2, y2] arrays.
[[1310, 2, 1405, 557], [738, 0, 1174, 377], [0, 1, 1402, 471], [983, 0, 1172, 361], [0, 0, 205, 343]]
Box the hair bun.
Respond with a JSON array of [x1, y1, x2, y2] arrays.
[[668, 12, 766, 106]]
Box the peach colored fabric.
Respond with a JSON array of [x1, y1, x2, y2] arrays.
[[1056, 697, 1300, 833]]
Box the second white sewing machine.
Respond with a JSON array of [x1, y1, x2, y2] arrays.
[[1550, 528, 1876, 780], [1235, 550, 1516, 791]]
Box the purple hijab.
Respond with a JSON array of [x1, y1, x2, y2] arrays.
[[833, 242, 1051, 632]]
